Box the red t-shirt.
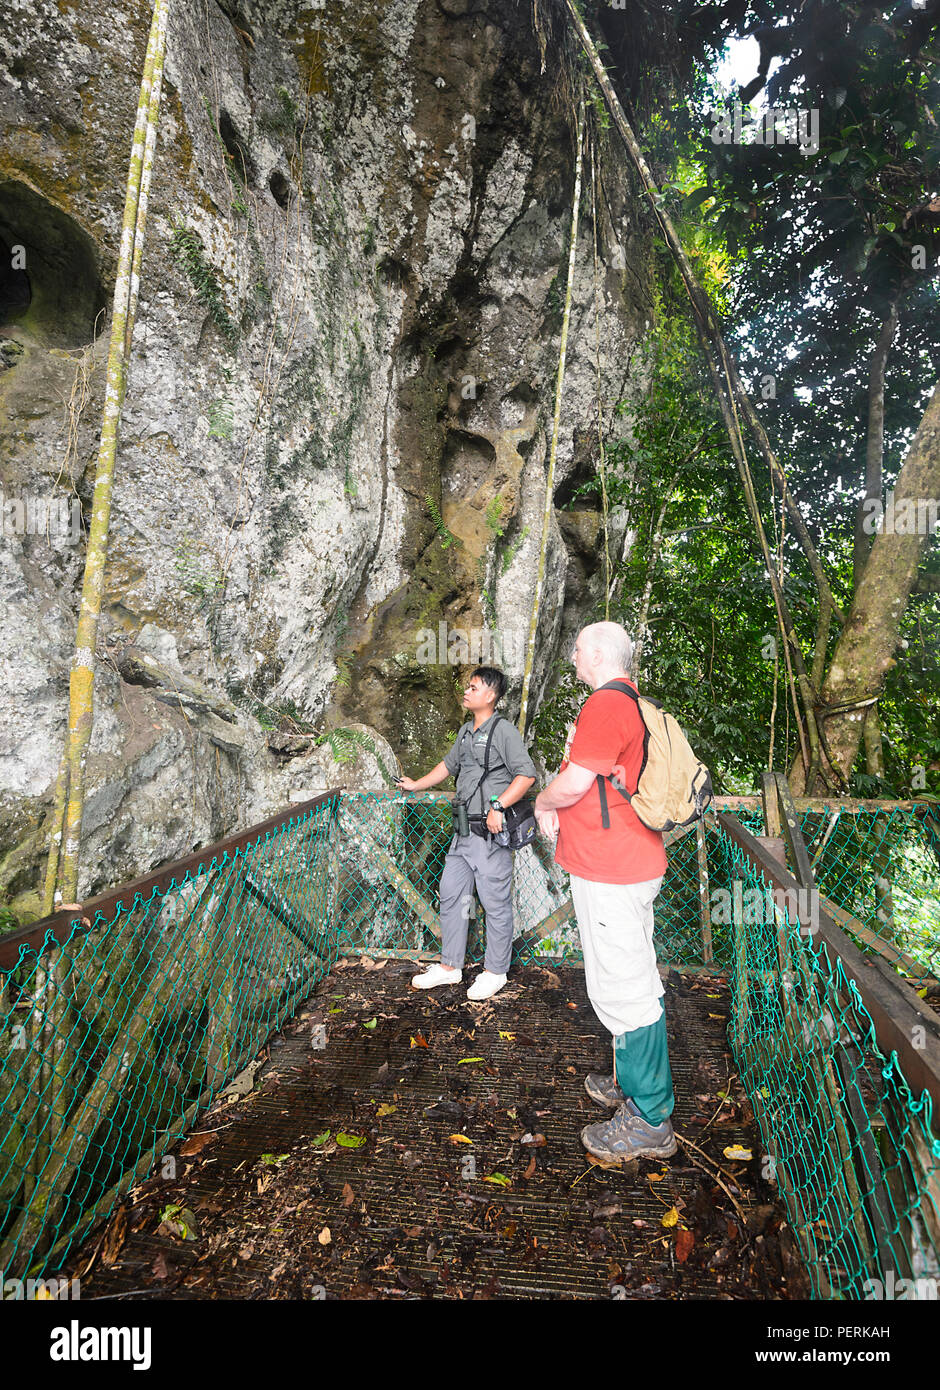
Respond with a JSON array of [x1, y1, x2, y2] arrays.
[[554, 681, 667, 885]]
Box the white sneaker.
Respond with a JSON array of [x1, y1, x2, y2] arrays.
[[467, 971, 508, 1001], [411, 964, 463, 990]]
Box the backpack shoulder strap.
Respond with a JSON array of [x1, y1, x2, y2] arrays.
[[467, 716, 501, 815], [482, 715, 500, 776], [593, 680, 644, 818], [598, 679, 638, 701]]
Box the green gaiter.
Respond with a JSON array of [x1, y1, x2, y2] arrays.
[[613, 1007, 675, 1126]]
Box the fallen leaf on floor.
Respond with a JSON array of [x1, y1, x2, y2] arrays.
[[180, 1131, 218, 1157], [423, 1100, 463, 1120], [310, 1130, 331, 1147], [99, 1205, 128, 1267], [647, 1171, 666, 1183], [360, 957, 375, 970], [722, 1144, 752, 1161], [449, 1134, 473, 1144], [152, 1252, 170, 1280], [260, 1152, 289, 1167], [362, 1018, 378, 1030], [318, 1227, 332, 1245], [410, 1034, 429, 1049], [458, 1057, 484, 1065], [675, 1228, 695, 1263], [337, 1133, 367, 1148], [484, 1173, 511, 1187], [520, 1133, 546, 1146], [157, 1204, 200, 1241], [661, 1207, 679, 1229], [342, 1183, 355, 1207], [587, 1154, 622, 1170], [376, 1103, 397, 1116], [499, 1031, 516, 1040], [523, 1155, 536, 1179]]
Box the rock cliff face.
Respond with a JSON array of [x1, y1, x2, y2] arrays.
[[0, 0, 653, 914]]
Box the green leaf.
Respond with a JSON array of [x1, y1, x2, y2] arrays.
[[311, 1130, 331, 1147], [336, 1132, 367, 1148], [684, 186, 714, 212], [362, 1017, 377, 1030]]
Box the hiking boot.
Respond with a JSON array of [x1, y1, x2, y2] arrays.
[[585, 1073, 629, 1108], [581, 1103, 677, 1162]]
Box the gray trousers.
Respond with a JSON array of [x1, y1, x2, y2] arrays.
[[439, 831, 514, 975]]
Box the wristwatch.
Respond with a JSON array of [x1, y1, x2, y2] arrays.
[[489, 798, 505, 813]]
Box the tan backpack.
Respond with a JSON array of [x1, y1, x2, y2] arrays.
[[596, 680, 712, 833]]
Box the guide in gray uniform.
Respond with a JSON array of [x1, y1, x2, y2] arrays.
[[395, 666, 536, 1001]]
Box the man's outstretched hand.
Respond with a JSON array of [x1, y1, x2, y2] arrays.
[[396, 776, 420, 792]]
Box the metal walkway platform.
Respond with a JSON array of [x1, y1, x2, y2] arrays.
[[66, 963, 808, 1300]]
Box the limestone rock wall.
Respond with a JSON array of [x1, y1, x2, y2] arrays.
[[0, 0, 653, 914]]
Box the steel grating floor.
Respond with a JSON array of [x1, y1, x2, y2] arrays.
[[66, 962, 808, 1300]]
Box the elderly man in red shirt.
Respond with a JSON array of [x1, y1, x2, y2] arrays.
[[534, 621, 676, 1162]]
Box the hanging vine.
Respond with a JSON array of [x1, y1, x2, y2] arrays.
[[588, 124, 613, 620], [518, 97, 586, 735]]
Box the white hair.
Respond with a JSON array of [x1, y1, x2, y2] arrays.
[[579, 621, 634, 674]]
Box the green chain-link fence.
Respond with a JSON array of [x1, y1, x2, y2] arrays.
[[795, 805, 940, 985], [723, 824, 940, 1299], [1, 790, 937, 1293], [0, 793, 340, 1281]]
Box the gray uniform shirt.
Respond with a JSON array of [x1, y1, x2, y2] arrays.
[[443, 713, 537, 815]]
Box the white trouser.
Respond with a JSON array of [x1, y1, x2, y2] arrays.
[[569, 873, 665, 1036]]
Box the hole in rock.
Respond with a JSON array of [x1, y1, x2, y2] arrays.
[[0, 180, 106, 347], [217, 109, 255, 184], [554, 451, 603, 511], [268, 169, 292, 209]]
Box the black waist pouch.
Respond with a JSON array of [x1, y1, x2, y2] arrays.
[[495, 798, 537, 850]]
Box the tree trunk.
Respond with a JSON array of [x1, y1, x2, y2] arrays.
[[854, 298, 900, 589], [790, 377, 940, 791]]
